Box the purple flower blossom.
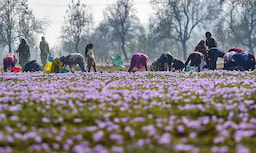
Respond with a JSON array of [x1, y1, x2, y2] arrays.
[[10, 115, 19, 121], [93, 144, 109, 153], [177, 125, 185, 133], [42, 117, 50, 123], [174, 143, 198, 153], [109, 134, 123, 144], [93, 131, 104, 142], [111, 146, 124, 153], [158, 133, 171, 145], [74, 118, 82, 123], [211, 146, 229, 153], [236, 144, 250, 153]]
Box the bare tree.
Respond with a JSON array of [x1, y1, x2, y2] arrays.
[[90, 21, 113, 63], [224, 0, 256, 56], [0, 0, 48, 53], [151, 0, 222, 60], [17, 6, 48, 47], [61, 0, 93, 53], [104, 0, 138, 61]]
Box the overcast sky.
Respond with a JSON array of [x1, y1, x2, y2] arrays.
[[27, 0, 153, 47]]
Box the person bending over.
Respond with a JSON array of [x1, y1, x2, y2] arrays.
[[184, 51, 204, 72], [60, 53, 87, 73], [172, 59, 185, 71], [3, 53, 17, 72], [128, 53, 149, 72], [50, 57, 64, 73], [150, 52, 173, 71]]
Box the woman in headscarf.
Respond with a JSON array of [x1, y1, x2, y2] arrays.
[[16, 38, 30, 68], [194, 40, 208, 57], [50, 57, 64, 73], [184, 51, 204, 72], [150, 52, 173, 71], [128, 53, 149, 72]]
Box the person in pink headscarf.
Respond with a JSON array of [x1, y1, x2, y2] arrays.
[[3, 53, 17, 72], [128, 53, 149, 72]]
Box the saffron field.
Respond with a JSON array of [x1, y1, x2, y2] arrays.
[[0, 69, 256, 153]]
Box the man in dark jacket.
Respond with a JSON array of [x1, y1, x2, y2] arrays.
[[205, 32, 217, 49]]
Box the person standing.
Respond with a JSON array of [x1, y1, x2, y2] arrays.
[[205, 32, 217, 49], [205, 32, 223, 70], [85, 43, 97, 72], [40, 36, 51, 67], [16, 38, 30, 69]]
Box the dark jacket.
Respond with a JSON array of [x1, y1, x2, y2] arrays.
[[206, 36, 217, 49]]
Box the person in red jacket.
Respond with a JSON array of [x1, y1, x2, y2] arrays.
[[3, 53, 17, 72], [128, 53, 149, 72]]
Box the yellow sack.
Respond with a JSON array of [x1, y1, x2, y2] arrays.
[[43, 62, 52, 73]]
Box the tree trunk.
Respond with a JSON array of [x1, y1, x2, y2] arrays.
[[75, 36, 80, 53], [248, 45, 255, 56], [8, 43, 12, 53], [181, 41, 187, 60], [121, 38, 128, 61], [121, 44, 128, 61], [8, 30, 12, 53], [175, 41, 182, 59], [106, 48, 109, 63]]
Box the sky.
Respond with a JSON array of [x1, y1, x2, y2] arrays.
[[27, 0, 153, 47]]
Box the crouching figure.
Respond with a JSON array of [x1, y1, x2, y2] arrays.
[[184, 51, 205, 72], [3, 53, 17, 72], [60, 53, 87, 73], [128, 53, 149, 72], [150, 52, 173, 71]]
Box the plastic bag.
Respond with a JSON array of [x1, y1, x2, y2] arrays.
[[48, 55, 54, 62], [59, 68, 69, 73], [43, 62, 52, 73], [110, 53, 124, 68], [11, 67, 20, 72], [186, 66, 197, 72]]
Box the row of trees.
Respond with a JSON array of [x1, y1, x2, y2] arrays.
[[60, 0, 256, 62], [0, 0, 48, 54], [1, 0, 256, 63]]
